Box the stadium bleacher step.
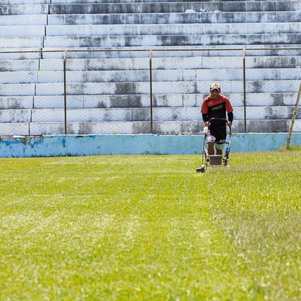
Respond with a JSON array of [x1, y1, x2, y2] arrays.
[[0, 37, 44, 48], [0, 96, 33, 109], [0, 15, 46, 25], [48, 1, 301, 15], [44, 33, 301, 48], [0, 25, 45, 36], [0, 3, 48, 14], [28, 119, 292, 136], [0, 67, 299, 85], [46, 23, 301, 36], [48, 11, 301, 25], [0, 122, 29, 136]]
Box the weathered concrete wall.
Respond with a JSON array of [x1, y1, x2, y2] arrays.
[[0, 133, 300, 157], [0, 0, 301, 135], [48, 2, 301, 15], [48, 11, 301, 25], [46, 23, 301, 36]]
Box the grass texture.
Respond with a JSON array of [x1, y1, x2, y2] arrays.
[[0, 151, 300, 300]]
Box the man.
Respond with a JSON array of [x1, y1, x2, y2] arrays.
[[201, 82, 233, 157]]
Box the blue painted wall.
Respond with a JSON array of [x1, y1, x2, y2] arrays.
[[0, 134, 300, 157]]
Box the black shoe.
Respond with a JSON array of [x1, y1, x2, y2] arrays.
[[196, 165, 206, 173]]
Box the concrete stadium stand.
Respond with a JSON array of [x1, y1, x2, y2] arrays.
[[0, 0, 300, 136]]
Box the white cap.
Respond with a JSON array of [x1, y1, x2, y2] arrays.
[[210, 82, 221, 92]]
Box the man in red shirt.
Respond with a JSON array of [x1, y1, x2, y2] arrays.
[[201, 82, 233, 156]]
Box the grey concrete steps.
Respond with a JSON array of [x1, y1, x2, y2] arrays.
[[155, 119, 291, 133], [34, 94, 148, 108], [0, 59, 39, 71], [62, 105, 296, 122], [39, 56, 301, 70], [0, 45, 292, 60], [1, 55, 300, 71], [0, 109, 31, 122], [21, 106, 297, 123], [43, 55, 301, 70], [0, 92, 296, 110], [0, 80, 299, 96], [0, 52, 42, 60], [0, 4, 48, 14], [0, 15, 46, 25], [0, 118, 294, 136], [0, 84, 35, 96], [27, 119, 292, 136], [2, 0, 251, 3], [30, 107, 150, 122], [29, 121, 150, 135], [44, 33, 301, 48], [0, 96, 33, 109], [0, 80, 300, 96], [0, 71, 38, 83], [48, 11, 301, 25], [0, 0, 300, 134], [7, 0, 287, 3], [32, 93, 298, 109], [50, 0, 273, 3], [235, 119, 289, 132], [39, 46, 301, 59], [0, 122, 29, 136], [0, 105, 295, 124], [46, 23, 301, 36], [40, 68, 301, 83], [46, 0, 301, 3], [1, 68, 300, 84], [49, 2, 301, 15], [0, 25, 45, 36], [0, 37, 43, 48], [0, 0, 48, 3], [0, 0, 228, 3], [7, 47, 299, 60], [0, 47, 299, 61], [0, 80, 294, 96]]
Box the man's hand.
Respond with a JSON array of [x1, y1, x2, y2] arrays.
[[203, 126, 209, 135]]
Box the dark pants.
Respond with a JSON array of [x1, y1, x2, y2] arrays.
[[209, 125, 226, 144]]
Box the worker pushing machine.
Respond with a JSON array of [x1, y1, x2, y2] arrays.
[[200, 82, 234, 166]]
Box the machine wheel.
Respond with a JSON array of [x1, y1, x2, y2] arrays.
[[196, 165, 206, 173]]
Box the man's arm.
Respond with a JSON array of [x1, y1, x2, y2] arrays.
[[227, 112, 233, 123], [202, 113, 209, 123], [225, 97, 233, 124], [201, 99, 209, 124], [201, 99, 209, 133]]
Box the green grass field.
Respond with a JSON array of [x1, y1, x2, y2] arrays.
[[0, 151, 300, 301]]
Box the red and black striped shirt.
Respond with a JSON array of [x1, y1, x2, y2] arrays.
[[201, 94, 233, 123]]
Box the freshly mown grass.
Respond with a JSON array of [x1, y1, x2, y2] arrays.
[[0, 151, 300, 300]]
